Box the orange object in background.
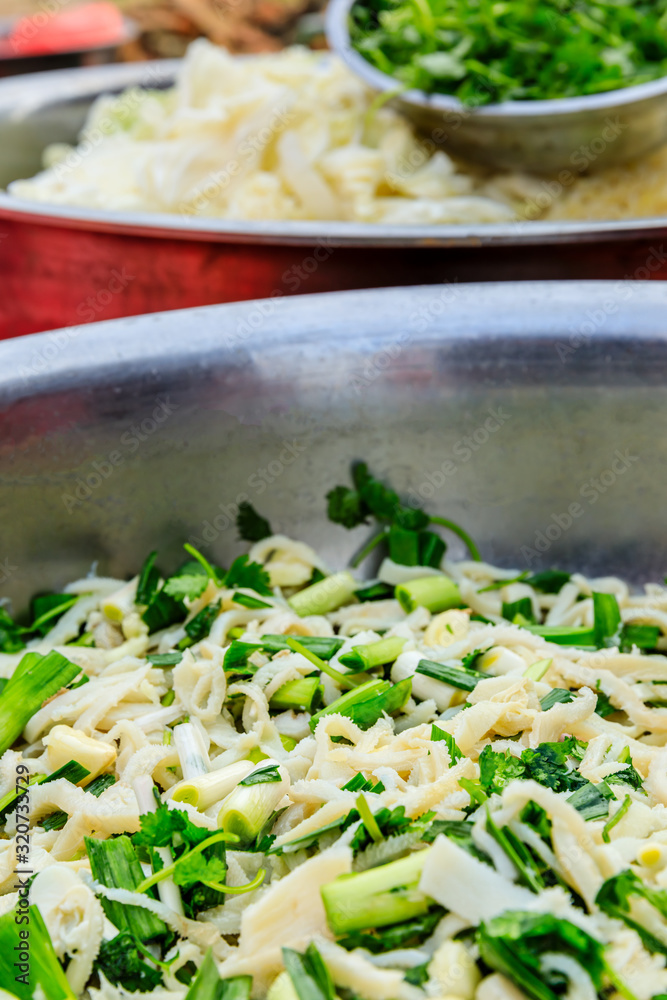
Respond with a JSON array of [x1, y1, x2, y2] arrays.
[[0, 2, 128, 58]]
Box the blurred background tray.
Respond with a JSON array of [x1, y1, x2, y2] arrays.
[[2, 61, 667, 337]]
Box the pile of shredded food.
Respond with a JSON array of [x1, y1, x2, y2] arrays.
[[3, 462, 667, 1000], [6, 41, 523, 225]]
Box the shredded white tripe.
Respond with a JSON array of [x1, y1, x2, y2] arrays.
[[3, 532, 667, 1000]]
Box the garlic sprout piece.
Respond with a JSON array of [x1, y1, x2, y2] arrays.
[[218, 759, 290, 845], [173, 722, 210, 780], [169, 760, 255, 810]]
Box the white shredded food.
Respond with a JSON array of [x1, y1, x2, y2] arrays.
[[7, 41, 525, 224], [3, 516, 667, 1000]]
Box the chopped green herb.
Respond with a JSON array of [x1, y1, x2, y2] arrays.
[[95, 932, 163, 993], [225, 555, 272, 596], [0, 650, 81, 756], [283, 943, 336, 1000], [477, 910, 635, 1000], [540, 688, 574, 711], [350, 0, 667, 106], [566, 780, 614, 820], [239, 764, 282, 786], [502, 598, 535, 624], [236, 502, 272, 543], [147, 652, 183, 667], [593, 592, 622, 646], [596, 869, 667, 955], [602, 794, 632, 843], [431, 724, 462, 762], [416, 657, 485, 691], [338, 907, 445, 954], [606, 747, 644, 792], [136, 550, 161, 606], [232, 592, 272, 609]]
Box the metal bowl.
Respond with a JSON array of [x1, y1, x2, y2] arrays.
[[2, 280, 667, 613], [326, 0, 667, 174]]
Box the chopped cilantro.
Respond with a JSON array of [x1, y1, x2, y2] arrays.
[[236, 501, 272, 543]]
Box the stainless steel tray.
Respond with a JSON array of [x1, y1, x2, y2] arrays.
[[2, 62, 667, 337], [2, 281, 666, 611]]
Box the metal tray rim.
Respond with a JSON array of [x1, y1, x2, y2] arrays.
[[3, 192, 667, 248], [4, 280, 667, 396]]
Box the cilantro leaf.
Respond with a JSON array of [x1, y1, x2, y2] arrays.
[[326, 485, 368, 529], [239, 764, 281, 786], [521, 740, 587, 793], [179, 600, 221, 647], [224, 556, 272, 596], [236, 501, 272, 543], [142, 590, 187, 634], [0, 609, 25, 653], [173, 851, 227, 890], [95, 932, 163, 993], [350, 805, 434, 854], [479, 746, 527, 796], [606, 747, 644, 792], [133, 802, 213, 852]]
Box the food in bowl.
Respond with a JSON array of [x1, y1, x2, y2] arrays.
[[2, 462, 667, 1000], [348, 0, 667, 105]]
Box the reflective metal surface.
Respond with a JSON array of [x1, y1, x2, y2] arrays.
[[3, 64, 667, 336], [1, 281, 667, 613], [326, 0, 667, 174]]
